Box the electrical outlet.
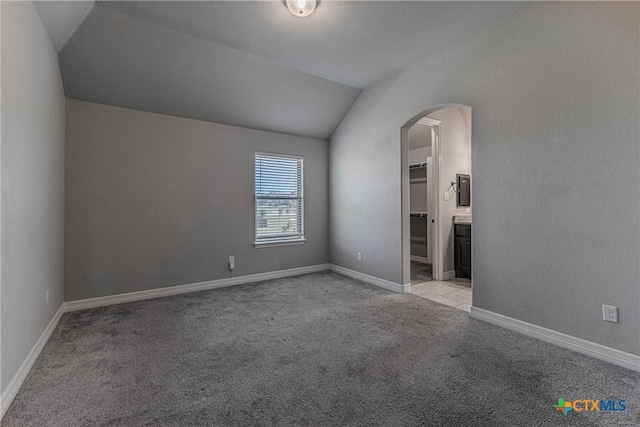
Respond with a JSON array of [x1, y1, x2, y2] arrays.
[[45, 290, 49, 305], [444, 191, 451, 201], [602, 305, 618, 323], [228, 256, 235, 270], [357, 252, 362, 261]]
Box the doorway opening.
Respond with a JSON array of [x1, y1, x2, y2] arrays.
[[401, 105, 472, 312]]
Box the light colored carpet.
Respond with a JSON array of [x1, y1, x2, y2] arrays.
[[4, 272, 639, 426]]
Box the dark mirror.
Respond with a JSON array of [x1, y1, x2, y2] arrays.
[[457, 174, 470, 206]]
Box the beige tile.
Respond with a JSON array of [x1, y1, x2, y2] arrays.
[[429, 281, 463, 291], [428, 280, 449, 287], [411, 287, 450, 300], [457, 303, 472, 313], [410, 283, 430, 291], [447, 289, 472, 304], [429, 295, 461, 308], [450, 278, 471, 287], [408, 284, 427, 294], [443, 282, 471, 292], [410, 283, 442, 293], [410, 284, 472, 313], [410, 282, 434, 289], [421, 283, 459, 295], [409, 283, 429, 294]]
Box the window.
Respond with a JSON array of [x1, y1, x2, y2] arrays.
[[254, 152, 304, 246]]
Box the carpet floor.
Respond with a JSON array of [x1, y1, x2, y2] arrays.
[[4, 272, 639, 426]]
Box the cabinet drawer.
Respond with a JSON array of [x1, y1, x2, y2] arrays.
[[454, 224, 471, 238]]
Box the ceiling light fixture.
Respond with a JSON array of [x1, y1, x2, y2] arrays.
[[285, 0, 317, 17]]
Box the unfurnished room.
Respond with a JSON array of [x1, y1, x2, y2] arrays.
[[1, 1, 639, 426]]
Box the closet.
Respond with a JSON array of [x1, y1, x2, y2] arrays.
[[409, 160, 431, 263]]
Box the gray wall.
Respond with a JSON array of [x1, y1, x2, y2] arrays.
[[330, 2, 639, 354], [65, 100, 328, 301], [1, 1, 66, 394], [428, 107, 471, 274]]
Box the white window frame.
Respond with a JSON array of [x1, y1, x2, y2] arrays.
[[254, 152, 305, 248]]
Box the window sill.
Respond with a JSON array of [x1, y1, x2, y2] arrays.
[[253, 239, 307, 249]]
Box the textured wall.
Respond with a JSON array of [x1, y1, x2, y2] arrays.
[[65, 100, 328, 301], [1, 1, 66, 394], [427, 107, 472, 274], [330, 2, 639, 354]]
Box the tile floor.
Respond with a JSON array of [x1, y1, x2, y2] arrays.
[[410, 261, 433, 284], [410, 276, 472, 312]]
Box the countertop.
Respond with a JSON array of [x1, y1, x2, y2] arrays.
[[453, 215, 471, 225]]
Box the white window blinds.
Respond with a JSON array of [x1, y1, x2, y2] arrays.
[[255, 153, 304, 244]]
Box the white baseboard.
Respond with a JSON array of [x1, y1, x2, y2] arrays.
[[329, 264, 409, 293], [64, 264, 331, 312], [470, 307, 640, 372], [442, 270, 456, 280], [1, 304, 64, 419], [410, 256, 431, 265]]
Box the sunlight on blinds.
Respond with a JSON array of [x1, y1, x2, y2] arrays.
[[255, 153, 304, 243]]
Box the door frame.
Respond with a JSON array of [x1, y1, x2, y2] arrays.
[[401, 116, 442, 285]]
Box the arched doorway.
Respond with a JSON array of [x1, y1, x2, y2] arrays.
[[401, 104, 473, 311]]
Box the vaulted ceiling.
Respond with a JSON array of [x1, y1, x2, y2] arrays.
[[37, 1, 530, 139]]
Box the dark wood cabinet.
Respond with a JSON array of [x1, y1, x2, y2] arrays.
[[454, 224, 471, 279]]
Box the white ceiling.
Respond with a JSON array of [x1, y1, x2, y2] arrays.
[[34, 1, 94, 51], [409, 123, 431, 150], [59, 6, 360, 140], [99, 1, 529, 89], [42, 1, 530, 139]]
